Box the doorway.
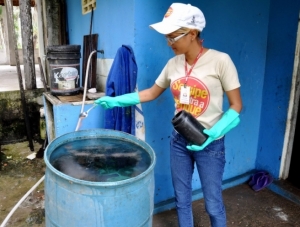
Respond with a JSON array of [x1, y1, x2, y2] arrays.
[[280, 12, 300, 183], [288, 103, 300, 188]]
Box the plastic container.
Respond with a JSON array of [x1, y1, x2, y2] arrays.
[[46, 45, 81, 96], [44, 129, 156, 227], [172, 110, 208, 146]]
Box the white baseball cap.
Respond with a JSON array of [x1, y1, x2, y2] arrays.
[[149, 3, 206, 35]]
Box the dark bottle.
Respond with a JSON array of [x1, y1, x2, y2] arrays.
[[172, 110, 208, 146]]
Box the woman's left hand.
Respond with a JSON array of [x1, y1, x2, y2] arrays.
[[186, 136, 214, 151]]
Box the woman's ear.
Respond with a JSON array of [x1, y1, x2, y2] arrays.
[[189, 29, 199, 40]]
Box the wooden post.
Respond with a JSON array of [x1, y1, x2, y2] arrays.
[[19, 0, 36, 89], [5, 0, 34, 151]]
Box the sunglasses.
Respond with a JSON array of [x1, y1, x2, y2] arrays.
[[165, 32, 189, 45]]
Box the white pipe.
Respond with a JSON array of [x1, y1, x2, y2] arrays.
[[75, 50, 97, 131], [80, 50, 97, 114], [0, 50, 98, 227], [0, 176, 45, 227], [75, 117, 84, 132]]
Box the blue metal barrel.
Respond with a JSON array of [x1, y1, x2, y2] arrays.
[[44, 129, 156, 227]]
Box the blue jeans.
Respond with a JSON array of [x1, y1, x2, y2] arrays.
[[170, 130, 226, 227]]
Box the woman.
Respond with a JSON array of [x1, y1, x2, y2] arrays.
[[95, 3, 242, 227]]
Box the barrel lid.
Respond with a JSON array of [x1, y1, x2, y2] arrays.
[[46, 52, 81, 59], [46, 45, 81, 53]]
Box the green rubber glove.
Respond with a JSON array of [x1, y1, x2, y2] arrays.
[[94, 92, 140, 109], [186, 109, 240, 151]]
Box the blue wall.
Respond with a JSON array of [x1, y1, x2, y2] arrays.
[[66, 0, 135, 58], [65, 0, 300, 210], [197, 0, 270, 179], [256, 1, 300, 177]]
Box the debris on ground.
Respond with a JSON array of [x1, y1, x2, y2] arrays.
[[0, 141, 45, 227]]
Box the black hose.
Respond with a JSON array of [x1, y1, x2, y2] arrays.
[[89, 7, 94, 38], [88, 7, 94, 88]]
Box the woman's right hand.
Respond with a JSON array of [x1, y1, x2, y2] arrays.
[[94, 92, 140, 109]]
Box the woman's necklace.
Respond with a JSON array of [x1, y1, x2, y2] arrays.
[[184, 47, 204, 85]]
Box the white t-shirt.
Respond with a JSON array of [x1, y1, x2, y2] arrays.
[[155, 49, 240, 129]]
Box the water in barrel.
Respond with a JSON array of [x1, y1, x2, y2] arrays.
[[50, 137, 151, 182]]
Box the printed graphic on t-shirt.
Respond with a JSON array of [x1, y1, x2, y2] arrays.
[[171, 77, 210, 117]]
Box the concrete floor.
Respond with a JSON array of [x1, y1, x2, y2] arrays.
[[153, 181, 300, 227], [1, 65, 300, 226], [0, 65, 43, 92]]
